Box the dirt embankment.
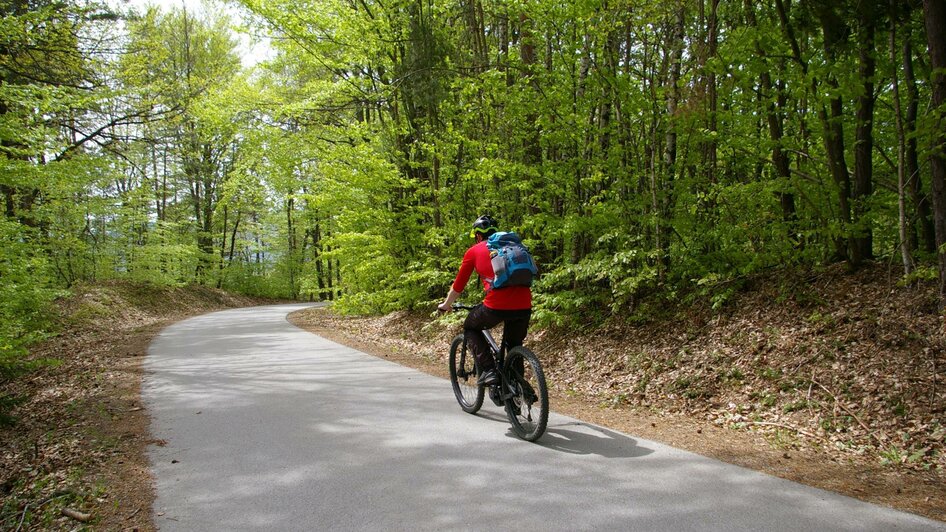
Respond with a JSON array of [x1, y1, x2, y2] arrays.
[[289, 264, 945, 522], [0, 281, 272, 531]]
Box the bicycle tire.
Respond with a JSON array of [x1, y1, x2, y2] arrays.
[[449, 334, 484, 414], [503, 346, 549, 442]]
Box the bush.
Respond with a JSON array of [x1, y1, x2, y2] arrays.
[[0, 220, 60, 424]]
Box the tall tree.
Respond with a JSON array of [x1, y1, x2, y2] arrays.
[[923, 0, 946, 298], [890, 0, 914, 274], [853, 1, 880, 261], [123, 7, 241, 279]]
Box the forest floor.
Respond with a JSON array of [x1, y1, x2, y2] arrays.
[[288, 263, 945, 523], [0, 264, 943, 530]]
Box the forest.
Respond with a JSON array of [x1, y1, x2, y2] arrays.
[[2, 0, 946, 391]]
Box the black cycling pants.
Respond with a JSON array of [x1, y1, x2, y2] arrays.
[[463, 305, 531, 372]]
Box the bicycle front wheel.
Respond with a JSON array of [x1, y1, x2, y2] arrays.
[[503, 346, 549, 442], [449, 334, 484, 414]]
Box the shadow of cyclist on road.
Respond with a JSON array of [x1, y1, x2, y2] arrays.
[[533, 422, 654, 459]]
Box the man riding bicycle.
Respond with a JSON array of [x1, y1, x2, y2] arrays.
[[438, 215, 532, 387]]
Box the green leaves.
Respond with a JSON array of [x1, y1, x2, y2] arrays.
[[0, 220, 58, 388], [1, 0, 942, 345]]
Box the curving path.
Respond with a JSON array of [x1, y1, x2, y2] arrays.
[[144, 304, 944, 531]]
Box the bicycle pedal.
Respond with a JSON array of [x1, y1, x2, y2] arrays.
[[488, 385, 504, 406]]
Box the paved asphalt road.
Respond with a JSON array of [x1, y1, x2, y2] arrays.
[[144, 304, 944, 531]]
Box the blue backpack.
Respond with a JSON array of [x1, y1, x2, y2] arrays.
[[486, 232, 538, 289]]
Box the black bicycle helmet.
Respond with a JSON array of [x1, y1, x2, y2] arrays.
[[470, 215, 498, 238]]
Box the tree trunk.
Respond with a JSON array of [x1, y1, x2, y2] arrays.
[[658, 6, 685, 277], [923, 0, 946, 299], [228, 212, 240, 265], [218, 205, 228, 289], [286, 195, 297, 299], [853, 9, 877, 261], [817, 6, 857, 264], [903, 27, 935, 254], [312, 223, 327, 301], [701, 0, 719, 197], [890, 1, 914, 275]]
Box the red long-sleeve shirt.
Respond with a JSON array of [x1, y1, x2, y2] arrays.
[[451, 241, 532, 310]]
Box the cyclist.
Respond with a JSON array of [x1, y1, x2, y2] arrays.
[[438, 215, 532, 386]]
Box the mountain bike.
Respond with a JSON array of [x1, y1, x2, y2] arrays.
[[448, 303, 549, 442]]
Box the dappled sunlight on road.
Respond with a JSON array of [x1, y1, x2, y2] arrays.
[[144, 304, 945, 531]]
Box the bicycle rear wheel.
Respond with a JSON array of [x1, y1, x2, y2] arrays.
[[449, 334, 484, 414], [503, 346, 549, 442]]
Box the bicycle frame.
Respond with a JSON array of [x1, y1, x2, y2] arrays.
[[481, 329, 503, 362], [447, 302, 549, 441], [454, 308, 517, 407], [456, 329, 500, 378], [453, 304, 505, 376], [457, 327, 511, 409]]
